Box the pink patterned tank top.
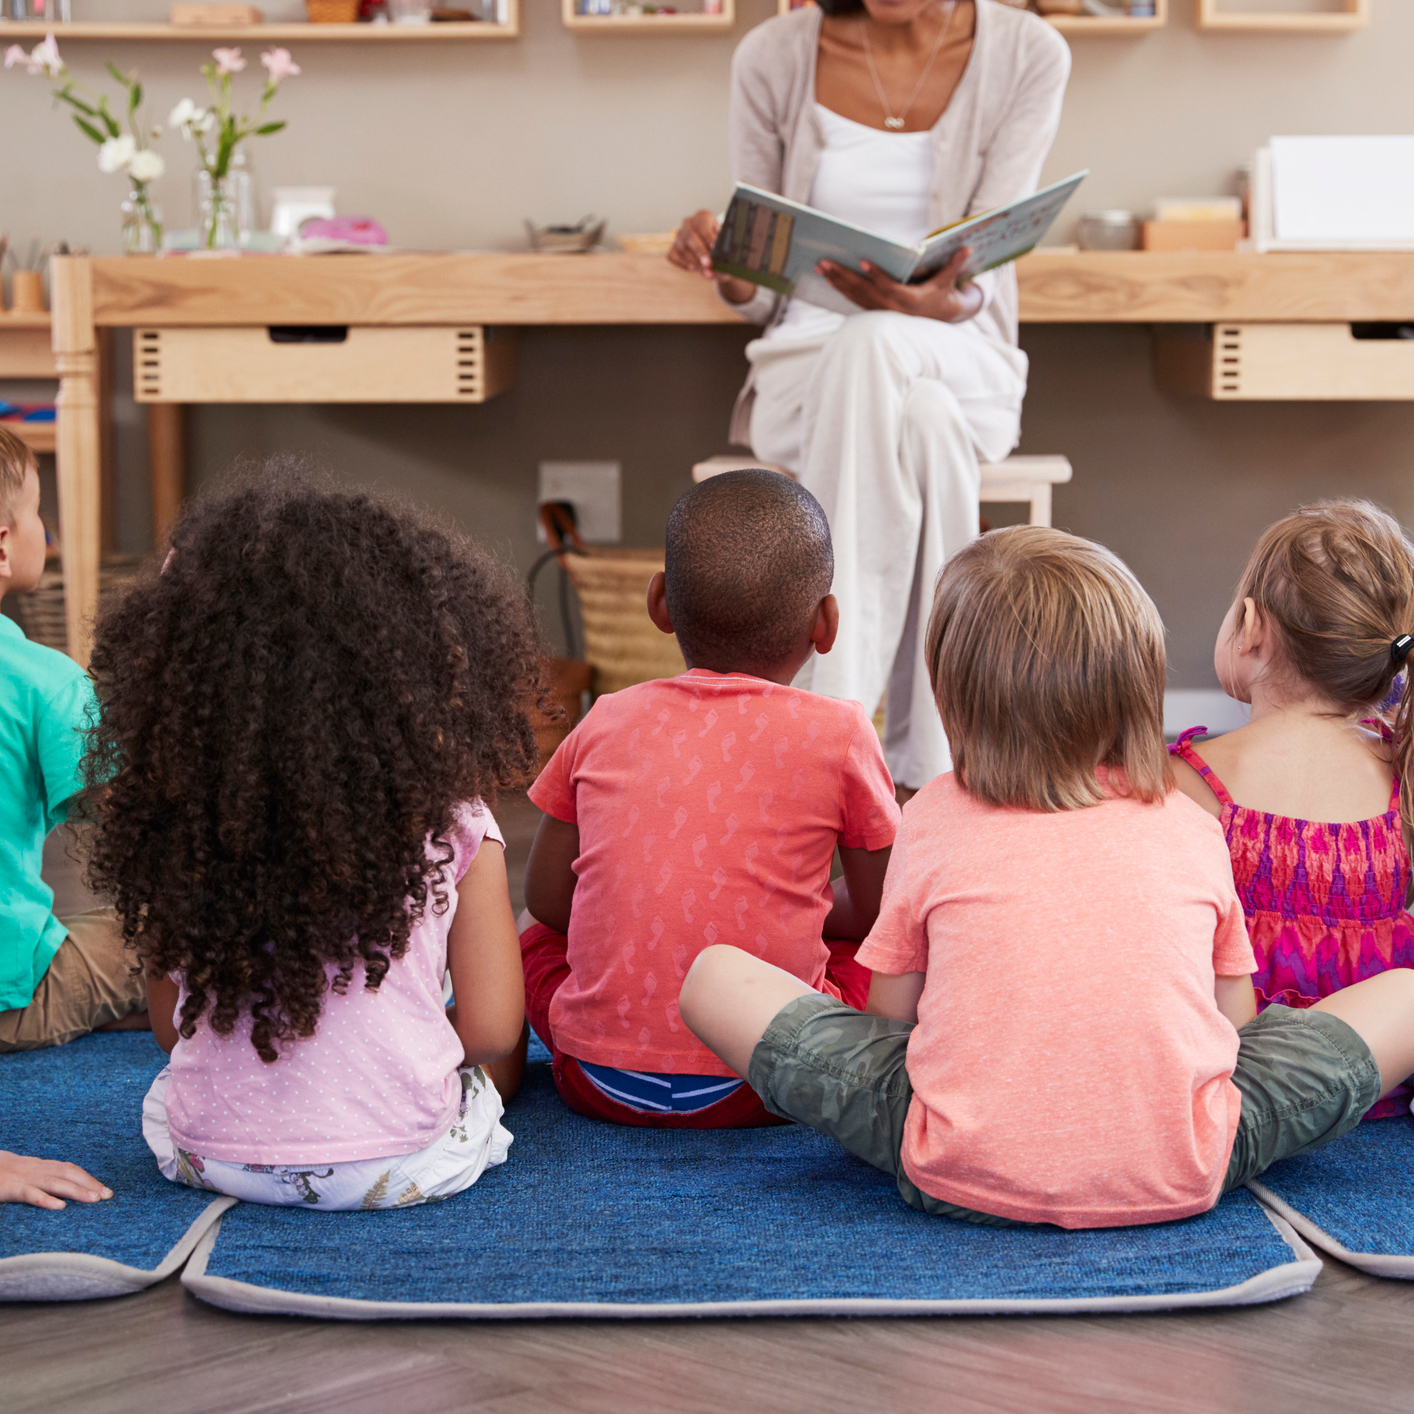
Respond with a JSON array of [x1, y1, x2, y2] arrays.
[[1171, 727, 1414, 1119]]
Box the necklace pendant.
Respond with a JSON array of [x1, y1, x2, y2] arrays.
[[884, 116, 905, 130]]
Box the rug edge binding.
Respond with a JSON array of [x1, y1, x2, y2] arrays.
[[180, 1209, 1320, 1322], [1247, 1180, 1414, 1280], [0, 1194, 235, 1303]]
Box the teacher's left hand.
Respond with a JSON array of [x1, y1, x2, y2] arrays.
[[817, 246, 983, 323]]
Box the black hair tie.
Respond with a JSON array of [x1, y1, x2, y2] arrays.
[[1393, 635, 1414, 665]]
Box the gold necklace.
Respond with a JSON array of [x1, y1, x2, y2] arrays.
[[860, 0, 957, 132]]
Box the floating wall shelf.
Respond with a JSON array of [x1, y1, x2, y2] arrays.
[[562, 0, 733, 32], [1196, 0, 1367, 31], [775, 0, 1166, 36], [0, 8, 518, 40]]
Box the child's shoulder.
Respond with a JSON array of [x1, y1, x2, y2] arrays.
[[0, 615, 92, 717]]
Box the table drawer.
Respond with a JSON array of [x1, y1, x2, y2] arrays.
[[1154, 323, 1414, 400], [134, 325, 514, 404]]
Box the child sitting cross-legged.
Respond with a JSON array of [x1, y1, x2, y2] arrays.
[[81, 472, 537, 1210], [521, 469, 900, 1127], [1172, 500, 1414, 1118], [0, 425, 148, 1052], [681, 526, 1414, 1228]]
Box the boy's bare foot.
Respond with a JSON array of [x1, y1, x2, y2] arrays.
[[97, 1009, 151, 1033]]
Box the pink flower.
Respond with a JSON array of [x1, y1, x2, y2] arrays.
[[25, 33, 63, 77], [259, 47, 300, 82], [211, 47, 246, 74], [3, 44, 27, 69]]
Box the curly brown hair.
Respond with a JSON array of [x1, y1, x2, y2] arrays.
[[80, 466, 545, 1062]]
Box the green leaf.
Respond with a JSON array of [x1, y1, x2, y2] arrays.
[[129, 82, 143, 113], [96, 96, 121, 137], [56, 91, 98, 117], [72, 115, 105, 145], [254, 121, 285, 135], [105, 61, 127, 87]]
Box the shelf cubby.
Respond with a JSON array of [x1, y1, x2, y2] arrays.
[[775, 0, 1166, 36], [0, 6, 519, 40], [1196, 0, 1367, 31]]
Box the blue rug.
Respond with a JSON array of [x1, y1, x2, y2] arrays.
[[183, 1058, 1319, 1320], [1248, 1116, 1414, 1280], [0, 1033, 231, 1302]]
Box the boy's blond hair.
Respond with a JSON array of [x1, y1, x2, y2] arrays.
[[0, 425, 36, 525], [925, 526, 1172, 812]]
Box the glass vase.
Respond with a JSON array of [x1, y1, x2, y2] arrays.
[[121, 185, 163, 256], [200, 173, 240, 251], [194, 148, 256, 248]]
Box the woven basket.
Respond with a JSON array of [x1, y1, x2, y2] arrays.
[[561, 548, 685, 696], [9, 556, 142, 655], [306, 0, 360, 20]]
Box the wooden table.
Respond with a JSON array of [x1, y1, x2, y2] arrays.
[[48, 248, 1414, 664]]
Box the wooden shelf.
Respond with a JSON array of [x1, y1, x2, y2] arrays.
[[562, 0, 732, 32], [4, 422, 56, 454], [1196, 0, 1366, 31], [0, 311, 51, 329], [774, 0, 1165, 34], [0, 11, 519, 40]]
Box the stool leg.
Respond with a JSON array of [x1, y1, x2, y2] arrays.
[[1030, 484, 1052, 528]]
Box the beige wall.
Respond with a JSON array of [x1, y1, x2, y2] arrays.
[[4, 0, 1414, 685]]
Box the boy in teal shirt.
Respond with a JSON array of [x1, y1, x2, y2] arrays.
[[0, 426, 146, 1049]]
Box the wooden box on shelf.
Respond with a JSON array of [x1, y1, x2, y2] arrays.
[[169, 3, 264, 25], [1141, 219, 1244, 252], [134, 325, 516, 403], [774, 0, 1166, 34], [563, 0, 734, 32], [1196, 0, 1367, 31]]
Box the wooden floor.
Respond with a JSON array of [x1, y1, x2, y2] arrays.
[[10, 798, 1414, 1413]]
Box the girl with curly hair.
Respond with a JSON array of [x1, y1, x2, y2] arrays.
[[82, 470, 542, 1210]]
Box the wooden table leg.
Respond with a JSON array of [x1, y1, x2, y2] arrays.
[[148, 402, 186, 548], [50, 256, 101, 669]]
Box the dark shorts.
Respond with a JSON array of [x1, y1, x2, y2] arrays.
[[746, 995, 1383, 1226]]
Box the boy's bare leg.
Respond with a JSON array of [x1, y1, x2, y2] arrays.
[[1312, 968, 1414, 1095], [680, 946, 815, 1079], [97, 1009, 150, 1032]]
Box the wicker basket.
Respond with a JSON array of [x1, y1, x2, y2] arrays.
[[560, 547, 685, 696], [305, 0, 360, 20], [9, 557, 142, 655]]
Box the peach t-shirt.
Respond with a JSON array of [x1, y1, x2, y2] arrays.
[[530, 669, 900, 1075], [856, 773, 1256, 1229]]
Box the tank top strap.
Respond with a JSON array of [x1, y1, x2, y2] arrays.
[[1169, 727, 1236, 809], [1358, 718, 1402, 815]]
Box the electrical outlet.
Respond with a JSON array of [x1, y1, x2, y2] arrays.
[[537, 461, 621, 544]]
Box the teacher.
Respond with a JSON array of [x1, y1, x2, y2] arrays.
[[669, 0, 1069, 792]]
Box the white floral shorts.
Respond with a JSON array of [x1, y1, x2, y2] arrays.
[[142, 1065, 513, 1210]]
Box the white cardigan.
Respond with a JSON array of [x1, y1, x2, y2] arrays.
[[723, 0, 1070, 443]]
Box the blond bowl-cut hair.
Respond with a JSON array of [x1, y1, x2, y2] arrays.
[[0, 424, 36, 525], [925, 526, 1173, 813]]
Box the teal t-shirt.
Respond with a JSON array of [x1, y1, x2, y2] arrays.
[[0, 613, 99, 1011]]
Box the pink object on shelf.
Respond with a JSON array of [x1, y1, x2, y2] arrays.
[[297, 215, 388, 245]]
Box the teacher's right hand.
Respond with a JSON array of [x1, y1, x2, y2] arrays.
[[668, 211, 756, 305]]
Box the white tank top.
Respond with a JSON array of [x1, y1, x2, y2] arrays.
[[766, 104, 935, 345]]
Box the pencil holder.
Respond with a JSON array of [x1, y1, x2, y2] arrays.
[[10, 270, 45, 314]]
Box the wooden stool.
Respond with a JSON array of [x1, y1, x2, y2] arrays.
[[690, 453, 1073, 529]]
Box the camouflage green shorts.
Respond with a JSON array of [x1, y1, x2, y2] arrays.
[[747, 994, 1382, 1226]]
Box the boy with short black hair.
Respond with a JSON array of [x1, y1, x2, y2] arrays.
[[521, 468, 900, 1126], [0, 425, 147, 1050]]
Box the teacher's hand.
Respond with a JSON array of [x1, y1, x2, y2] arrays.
[[667, 210, 757, 306], [817, 247, 984, 324]]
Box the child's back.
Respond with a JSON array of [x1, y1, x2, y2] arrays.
[[524, 469, 899, 1124], [1172, 500, 1414, 1117]]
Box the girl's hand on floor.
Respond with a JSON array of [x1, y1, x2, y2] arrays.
[[817, 247, 984, 324], [0, 1150, 112, 1209]]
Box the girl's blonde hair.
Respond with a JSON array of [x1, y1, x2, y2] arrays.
[[925, 526, 1171, 812], [1235, 499, 1414, 829]]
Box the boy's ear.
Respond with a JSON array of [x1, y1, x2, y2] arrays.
[[0, 522, 11, 581], [812, 594, 839, 657], [647, 571, 674, 636]]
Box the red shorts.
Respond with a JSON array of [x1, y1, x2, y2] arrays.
[[520, 922, 871, 1130]]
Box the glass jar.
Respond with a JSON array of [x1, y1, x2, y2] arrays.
[[121, 185, 163, 256], [199, 173, 241, 251], [195, 150, 256, 248]]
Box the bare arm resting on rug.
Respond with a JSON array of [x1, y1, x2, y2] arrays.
[[524, 813, 580, 936], [0, 1150, 111, 1208]]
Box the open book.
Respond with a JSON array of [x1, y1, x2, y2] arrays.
[[712, 170, 1086, 316]]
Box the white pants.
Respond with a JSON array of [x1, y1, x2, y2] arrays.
[[748, 312, 1027, 788], [143, 1064, 512, 1210]]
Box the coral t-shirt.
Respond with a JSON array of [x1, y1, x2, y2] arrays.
[[164, 803, 503, 1166], [530, 669, 900, 1075], [856, 773, 1257, 1229]]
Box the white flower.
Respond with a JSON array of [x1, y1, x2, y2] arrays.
[[211, 47, 245, 74], [169, 97, 199, 128], [29, 34, 62, 78], [97, 135, 137, 174], [259, 47, 300, 82], [127, 149, 165, 184]]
